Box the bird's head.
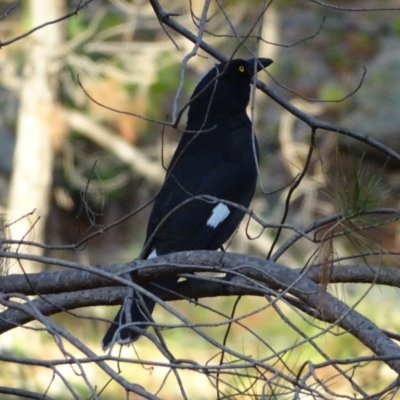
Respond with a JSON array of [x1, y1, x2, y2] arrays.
[[187, 58, 273, 124]]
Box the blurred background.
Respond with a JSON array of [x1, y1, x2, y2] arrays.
[[1, 0, 400, 398]]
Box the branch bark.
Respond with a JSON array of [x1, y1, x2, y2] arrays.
[[1, 250, 400, 373]]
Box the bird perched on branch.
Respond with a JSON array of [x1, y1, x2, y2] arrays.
[[102, 57, 273, 350]]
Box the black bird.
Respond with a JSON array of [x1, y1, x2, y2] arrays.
[[102, 57, 273, 350]]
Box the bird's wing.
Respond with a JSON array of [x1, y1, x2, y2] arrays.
[[145, 121, 258, 255]]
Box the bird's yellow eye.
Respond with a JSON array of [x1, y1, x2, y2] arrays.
[[238, 65, 245, 73]]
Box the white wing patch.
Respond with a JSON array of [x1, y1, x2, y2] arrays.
[[148, 249, 158, 259], [207, 203, 230, 229]]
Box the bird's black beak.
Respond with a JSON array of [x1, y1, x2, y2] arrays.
[[245, 58, 273, 74]]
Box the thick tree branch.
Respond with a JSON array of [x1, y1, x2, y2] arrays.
[[1, 250, 400, 295], [2, 250, 400, 374]]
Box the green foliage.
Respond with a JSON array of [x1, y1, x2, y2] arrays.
[[393, 15, 400, 36], [318, 81, 347, 106], [148, 56, 187, 116], [326, 45, 348, 69], [67, 11, 90, 38], [333, 155, 388, 219], [322, 151, 391, 262]]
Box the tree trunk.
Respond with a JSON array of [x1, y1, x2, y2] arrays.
[[7, 0, 67, 273]]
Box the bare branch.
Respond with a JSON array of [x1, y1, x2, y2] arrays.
[[3, 250, 400, 374], [0, 0, 95, 47]]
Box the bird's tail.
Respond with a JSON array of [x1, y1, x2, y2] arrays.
[[101, 277, 177, 351]]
